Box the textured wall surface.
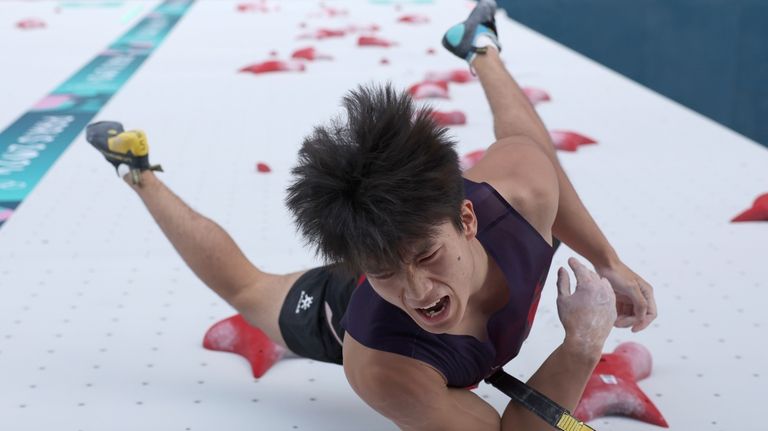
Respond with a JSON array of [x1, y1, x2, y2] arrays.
[[1, 1, 767, 430]]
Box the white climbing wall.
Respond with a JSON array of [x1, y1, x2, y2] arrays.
[[1, 1, 767, 431]]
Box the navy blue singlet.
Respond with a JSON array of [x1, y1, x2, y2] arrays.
[[340, 178, 555, 388]]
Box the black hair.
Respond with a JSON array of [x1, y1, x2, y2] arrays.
[[286, 83, 465, 275]]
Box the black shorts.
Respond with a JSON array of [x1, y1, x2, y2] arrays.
[[278, 266, 358, 365]]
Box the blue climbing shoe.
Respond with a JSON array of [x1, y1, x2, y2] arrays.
[[441, 0, 501, 63]]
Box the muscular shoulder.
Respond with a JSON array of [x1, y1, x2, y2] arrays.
[[343, 335, 499, 431], [463, 135, 558, 243], [343, 334, 447, 414]]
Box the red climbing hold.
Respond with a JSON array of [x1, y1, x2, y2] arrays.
[[236, 2, 270, 13], [203, 314, 285, 378], [397, 14, 430, 24], [431, 110, 467, 126], [16, 18, 46, 30], [239, 60, 305, 74], [408, 80, 450, 99], [425, 69, 475, 84], [348, 24, 381, 33], [358, 36, 397, 47], [291, 47, 333, 61], [256, 163, 272, 173], [732, 193, 768, 222], [522, 87, 551, 105], [460, 149, 486, 171], [549, 130, 597, 152], [575, 342, 669, 427], [320, 6, 348, 17], [298, 28, 347, 40]]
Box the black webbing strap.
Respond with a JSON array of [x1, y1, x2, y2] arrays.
[[485, 370, 596, 431]]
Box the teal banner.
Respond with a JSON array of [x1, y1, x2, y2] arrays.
[[0, 0, 195, 229]]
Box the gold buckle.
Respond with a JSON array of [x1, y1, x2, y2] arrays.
[[556, 413, 596, 431]]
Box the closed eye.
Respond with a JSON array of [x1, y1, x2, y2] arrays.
[[419, 248, 441, 264]]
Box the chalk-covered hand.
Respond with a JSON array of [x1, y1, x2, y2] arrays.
[[557, 257, 617, 357]]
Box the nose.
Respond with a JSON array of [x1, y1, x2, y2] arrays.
[[403, 269, 434, 306]]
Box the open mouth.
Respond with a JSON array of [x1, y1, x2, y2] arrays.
[[415, 295, 450, 322]]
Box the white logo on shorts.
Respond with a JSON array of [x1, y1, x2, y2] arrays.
[[295, 290, 314, 314]]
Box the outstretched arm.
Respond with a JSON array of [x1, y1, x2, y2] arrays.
[[472, 48, 657, 331]]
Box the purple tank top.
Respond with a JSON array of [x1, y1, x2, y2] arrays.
[[340, 178, 555, 388]]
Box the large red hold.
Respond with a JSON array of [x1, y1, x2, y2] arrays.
[[239, 60, 305, 74], [732, 193, 768, 222], [408, 80, 450, 100], [575, 342, 669, 428], [203, 314, 285, 378], [549, 130, 597, 152]]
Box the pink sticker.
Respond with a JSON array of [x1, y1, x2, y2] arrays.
[[0, 208, 13, 223], [33, 94, 73, 110]]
